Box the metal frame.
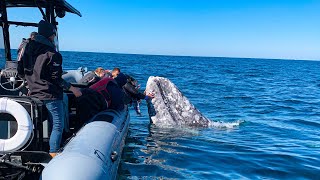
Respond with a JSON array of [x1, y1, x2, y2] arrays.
[[0, 0, 81, 62], [0, 2, 82, 178], [5, 0, 82, 17], [1, 1, 12, 62]]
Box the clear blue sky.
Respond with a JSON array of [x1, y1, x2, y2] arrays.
[[3, 0, 320, 60]]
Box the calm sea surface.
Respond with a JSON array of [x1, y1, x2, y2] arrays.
[[5, 51, 320, 179]]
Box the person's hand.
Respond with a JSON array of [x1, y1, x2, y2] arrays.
[[69, 86, 82, 97], [146, 92, 155, 99]]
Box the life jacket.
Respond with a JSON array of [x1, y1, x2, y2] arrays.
[[89, 77, 115, 108]]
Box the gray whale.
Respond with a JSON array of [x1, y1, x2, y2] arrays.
[[146, 76, 211, 127]]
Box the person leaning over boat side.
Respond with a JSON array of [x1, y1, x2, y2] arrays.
[[75, 73, 153, 125], [123, 75, 154, 104], [125, 75, 142, 115], [76, 74, 127, 122], [89, 76, 125, 110], [102, 67, 120, 79], [79, 67, 105, 84], [111, 67, 121, 78], [17, 20, 82, 158], [75, 77, 125, 126]]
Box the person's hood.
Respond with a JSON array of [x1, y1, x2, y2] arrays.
[[34, 34, 55, 49], [38, 20, 56, 38]]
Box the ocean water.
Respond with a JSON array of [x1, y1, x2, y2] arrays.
[[3, 50, 320, 179], [59, 52, 320, 179]]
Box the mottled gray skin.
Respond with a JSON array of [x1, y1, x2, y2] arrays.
[[146, 76, 210, 127]]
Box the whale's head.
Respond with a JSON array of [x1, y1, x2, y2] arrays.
[[146, 76, 210, 127]]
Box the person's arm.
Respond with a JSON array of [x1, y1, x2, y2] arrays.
[[88, 76, 101, 85], [124, 83, 151, 100], [79, 72, 95, 84], [143, 90, 155, 100], [49, 53, 82, 97], [69, 85, 82, 97], [123, 83, 137, 93]]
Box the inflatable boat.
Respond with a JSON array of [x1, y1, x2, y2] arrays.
[[0, 1, 130, 179]]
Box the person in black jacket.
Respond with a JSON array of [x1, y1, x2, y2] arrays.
[[75, 77, 125, 127], [114, 73, 154, 104], [17, 20, 82, 157]]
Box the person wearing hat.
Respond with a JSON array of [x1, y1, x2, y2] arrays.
[[18, 20, 82, 158]]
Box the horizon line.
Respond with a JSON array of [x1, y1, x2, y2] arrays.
[[59, 49, 320, 62], [3, 48, 319, 62]]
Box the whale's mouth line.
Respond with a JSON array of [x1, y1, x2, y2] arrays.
[[156, 81, 178, 123]]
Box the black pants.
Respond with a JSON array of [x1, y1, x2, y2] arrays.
[[76, 84, 125, 126], [76, 88, 107, 126]]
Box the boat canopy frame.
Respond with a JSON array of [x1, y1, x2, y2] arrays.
[[0, 0, 81, 62]]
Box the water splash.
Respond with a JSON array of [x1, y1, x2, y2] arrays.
[[208, 120, 245, 129]]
